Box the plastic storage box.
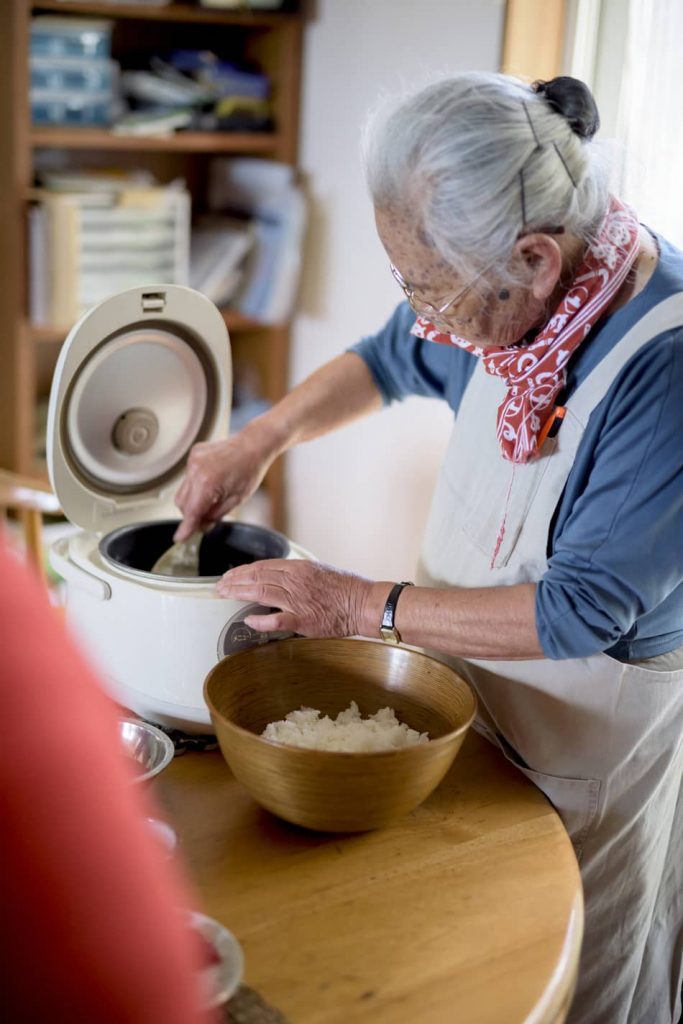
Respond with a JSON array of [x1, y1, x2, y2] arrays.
[[30, 17, 112, 60], [31, 56, 117, 93], [31, 90, 113, 127]]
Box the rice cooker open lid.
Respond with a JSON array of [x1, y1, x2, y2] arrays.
[[47, 285, 231, 534]]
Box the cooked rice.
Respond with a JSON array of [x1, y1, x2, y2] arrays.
[[261, 700, 429, 752]]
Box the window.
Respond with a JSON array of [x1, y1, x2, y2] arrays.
[[567, 0, 683, 246]]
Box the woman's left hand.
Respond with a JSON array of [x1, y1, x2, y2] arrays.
[[216, 559, 376, 637]]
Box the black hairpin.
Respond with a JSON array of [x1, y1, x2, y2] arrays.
[[552, 141, 578, 188], [518, 98, 579, 231], [521, 101, 543, 151], [519, 168, 527, 226]]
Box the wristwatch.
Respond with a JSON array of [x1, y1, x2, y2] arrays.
[[379, 581, 414, 645]]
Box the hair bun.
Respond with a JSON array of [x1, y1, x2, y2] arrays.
[[532, 76, 600, 141]]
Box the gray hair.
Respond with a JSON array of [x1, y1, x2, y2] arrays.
[[363, 72, 611, 286]]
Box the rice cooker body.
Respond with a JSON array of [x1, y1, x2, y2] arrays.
[[52, 526, 312, 733], [47, 286, 313, 733]]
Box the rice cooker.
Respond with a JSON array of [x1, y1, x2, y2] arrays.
[[47, 284, 313, 733]]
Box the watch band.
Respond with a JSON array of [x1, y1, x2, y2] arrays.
[[379, 581, 414, 645]]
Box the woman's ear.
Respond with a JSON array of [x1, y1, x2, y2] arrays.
[[512, 234, 563, 301]]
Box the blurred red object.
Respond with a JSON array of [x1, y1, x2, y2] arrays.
[[0, 530, 217, 1023]]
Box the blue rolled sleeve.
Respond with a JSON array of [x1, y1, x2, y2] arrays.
[[349, 301, 474, 410], [537, 331, 683, 660]]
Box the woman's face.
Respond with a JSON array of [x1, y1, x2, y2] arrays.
[[374, 206, 554, 348]]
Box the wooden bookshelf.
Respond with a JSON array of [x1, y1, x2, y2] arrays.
[[32, 1, 298, 29], [31, 324, 73, 346], [1, 0, 305, 532], [31, 126, 280, 153], [31, 308, 267, 345]]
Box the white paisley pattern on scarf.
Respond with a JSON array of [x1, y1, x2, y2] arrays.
[[411, 196, 641, 463]]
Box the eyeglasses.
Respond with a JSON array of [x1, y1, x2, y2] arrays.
[[389, 260, 494, 322]]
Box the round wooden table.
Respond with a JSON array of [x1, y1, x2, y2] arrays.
[[155, 729, 583, 1024]]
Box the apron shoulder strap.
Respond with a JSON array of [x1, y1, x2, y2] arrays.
[[568, 291, 683, 422]]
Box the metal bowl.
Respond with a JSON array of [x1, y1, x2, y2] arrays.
[[119, 718, 175, 783], [190, 911, 244, 1008], [146, 817, 178, 857]]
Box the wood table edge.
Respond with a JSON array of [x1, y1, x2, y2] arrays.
[[522, 889, 583, 1024]]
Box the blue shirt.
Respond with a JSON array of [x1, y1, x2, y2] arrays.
[[350, 235, 683, 661]]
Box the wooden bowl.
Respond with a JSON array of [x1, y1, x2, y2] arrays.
[[204, 638, 477, 832]]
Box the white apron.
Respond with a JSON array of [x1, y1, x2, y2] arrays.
[[417, 294, 683, 1024]]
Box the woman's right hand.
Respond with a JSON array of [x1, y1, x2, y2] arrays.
[[173, 431, 274, 542], [173, 353, 381, 542]]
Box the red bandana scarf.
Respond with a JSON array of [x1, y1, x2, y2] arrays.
[[411, 196, 641, 463]]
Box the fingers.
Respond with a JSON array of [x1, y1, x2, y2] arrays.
[[218, 563, 296, 632], [216, 560, 290, 591], [174, 479, 187, 510], [216, 560, 294, 603], [175, 435, 263, 543], [243, 610, 298, 633], [219, 559, 291, 581], [216, 579, 287, 606], [174, 470, 203, 540], [174, 498, 230, 542], [173, 517, 198, 543], [174, 487, 223, 542]]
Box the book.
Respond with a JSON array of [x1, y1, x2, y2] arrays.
[[208, 158, 306, 323], [190, 216, 255, 307]]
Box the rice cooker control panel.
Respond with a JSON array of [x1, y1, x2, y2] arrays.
[[217, 604, 295, 658]]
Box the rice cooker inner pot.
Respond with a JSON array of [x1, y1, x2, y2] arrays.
[[99, 520, 291, 582]]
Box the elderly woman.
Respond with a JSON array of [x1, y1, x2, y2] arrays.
[[175, 74, 683, 1024]]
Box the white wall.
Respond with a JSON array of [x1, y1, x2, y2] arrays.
[[287, 0, 505, 580]]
